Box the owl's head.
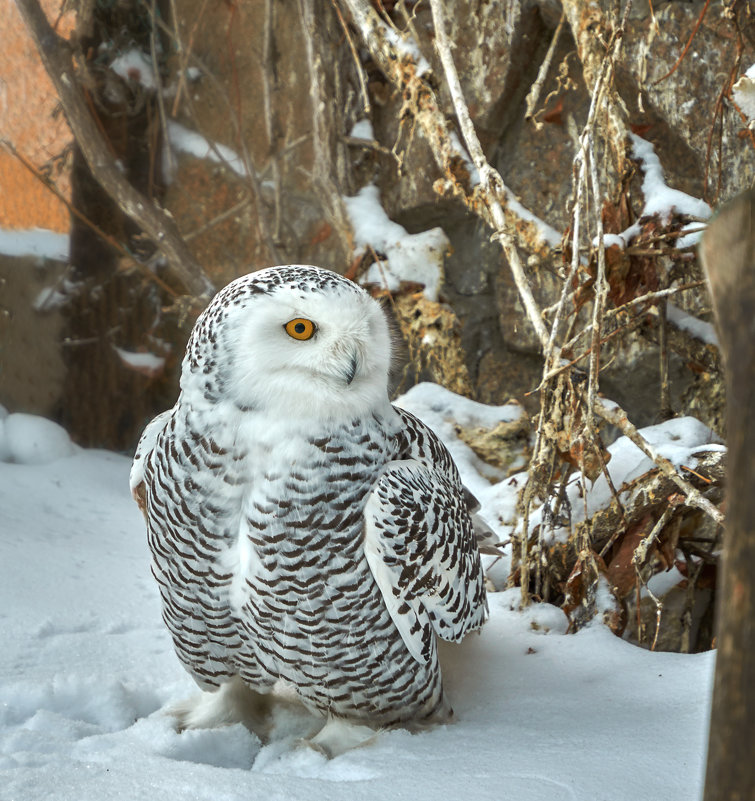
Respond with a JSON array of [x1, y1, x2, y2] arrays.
[[181, 266, 394, 419]]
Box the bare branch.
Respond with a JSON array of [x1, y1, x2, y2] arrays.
[[594, 399, 725, 527], [330, 0, 371, 115], [524, 12, 565, 127], [562, 0, 633, 167], [427, 0, 550, 350], [15, 0, 215, 301]]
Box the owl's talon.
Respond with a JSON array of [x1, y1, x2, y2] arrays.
[[168, 677, 273, 741]]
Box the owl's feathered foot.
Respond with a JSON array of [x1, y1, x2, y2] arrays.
[[301, 716, 380, 758], [169, 676, 274, 741]]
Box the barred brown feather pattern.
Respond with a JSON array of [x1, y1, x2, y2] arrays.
[[140, 404, 472, 724]]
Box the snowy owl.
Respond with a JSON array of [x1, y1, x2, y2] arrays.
[[130, 265, 489, 747]]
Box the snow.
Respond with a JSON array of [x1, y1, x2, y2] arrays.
[[0, 413, 76, 465], [504, 189, 562, 249], [394, 382, 524, 499], [595, 232, 631, 249], [676, 221, 707, 250], [630, 135, 712, 224], [343, 184, 449, 301], [449, 131, 480, 186], [349, 119, 374, 140], [167, 121, 247, 179], [599, 137, 712, 254], [33, 285, 68, 312], [113, 346, 167, 377], [666, 303, 719, 347], [381, 21, 431, 76], [526, 413, 724, 545], [732, 63, 755, 121], [645, 565, 686, 599], [0, 228, 69, 262], [0, 389, 715, 800], [110, 49, 157, 90]]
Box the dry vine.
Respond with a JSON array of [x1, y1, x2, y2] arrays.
[[338, 0, 726, 633]]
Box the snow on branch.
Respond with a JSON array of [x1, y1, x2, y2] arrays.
[[594, 399, 724, 526]]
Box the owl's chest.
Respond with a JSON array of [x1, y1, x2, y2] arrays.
[[198, 416, 397, 609]]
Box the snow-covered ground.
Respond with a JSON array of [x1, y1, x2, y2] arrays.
[[0, 396, 714, 801]]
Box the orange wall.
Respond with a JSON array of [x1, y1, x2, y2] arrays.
[[0, 0, 74, 233]]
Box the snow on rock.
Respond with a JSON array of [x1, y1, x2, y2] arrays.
[[0, 401, 714, 801], [645, 565, 687, 599], [395, 382, 528, 584], [597, 138, 710, 253], [343, 184, 449, 301], [732, 62, 755, 121], [397, 381, 524, 430], [394, 382, 524, 500], [527, 413, 724, 543], [110, 49, 157, 90], [0, 413, 76, 465], [33, 276, 78, 313], [631, 135, 712, 225], [33, 285, 68, 312], [504, 188, 562, 249], [348, 119, 374, 140], [113, 346, 167, 377], [0, 228, 69, 262], [676, 221, 707, 250], [593, 231, 632, 250]]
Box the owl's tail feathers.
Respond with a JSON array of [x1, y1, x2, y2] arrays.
[[463, 486, 505, 556], [471, 511, 505, 556], [169, 676, 273, 741]]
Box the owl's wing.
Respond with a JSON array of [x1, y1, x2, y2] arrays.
[[129, 409, 172, 513], [363, 459, 488, 664]]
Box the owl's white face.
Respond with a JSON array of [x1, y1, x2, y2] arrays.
[[184, 267, 394, 421]]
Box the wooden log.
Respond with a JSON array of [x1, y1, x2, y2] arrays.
[[701, 190, 755, 801]]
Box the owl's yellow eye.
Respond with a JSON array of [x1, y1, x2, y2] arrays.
[[284, 318, 316, 341]]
